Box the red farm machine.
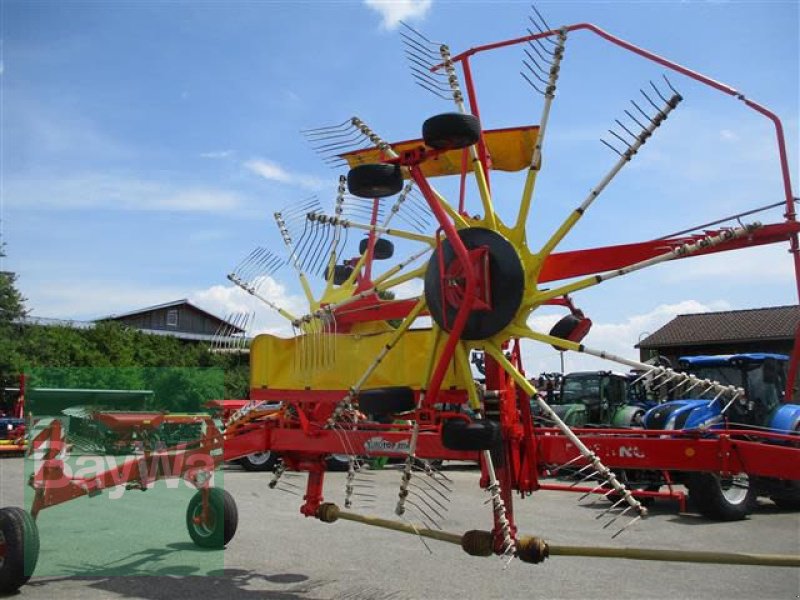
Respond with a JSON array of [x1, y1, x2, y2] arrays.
[[2, 8, 800, 594]]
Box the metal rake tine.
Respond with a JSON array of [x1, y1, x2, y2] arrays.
[[406, 500, 443, 530], [609, 129, 630, 148], [522, 46, 550, 79], [408, 489, 446, 521], [641, 87, 666, 118], [623, 108, 648, 131], [630, 98, 652, 123], [611, 515, 643, 539], [650, 79, 671, 105], [412, 81, 454, 102], [571, 470, 600, 488], [600, 138, 624, 157], [550, 454, 587, 474], [578, 481, 610, 502], [596, 496, 628, 519], [404, 50, 441, 75], [525, 20, 555, 56], [410, 69, 452, 94], [408, 482, 449, 512], [303, 124, 360, 142], [525, 33, 554, 69], [662, 74, 681, 96], [301, 118, 353, 135], [530, 4, 558, 41], [411, 463, 453, 493], [615, 119, 639, 141], [602, 503, 634, 529], [522, 59, 549, 87]]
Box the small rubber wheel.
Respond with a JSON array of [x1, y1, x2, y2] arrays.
[[347, 164, 403, 198], [186, 488, 238, 548], [686, 472, 757, 521], [441, 419, 501, 451], [238, 452, 277, 472], [359, 237, 395, 260], [324, 264, 354, 286], [326, 455, 352, 472], [548, 314, 591, 351], [0, 507, 40, 595], [358, 387, 416, 416], [422, 113, 481, 150]]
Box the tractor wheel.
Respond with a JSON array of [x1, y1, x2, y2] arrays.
[[441, 419, 501, 451], [347, 164, 404, 199], [359, 237, 395, 260], [325, 264, 354, 286], [238, 452, 277, 472], [422, 113, 481, 150], [686, 472, 757, 521], [358, 387, 416, 416], [186, 488, 238, 548], [770, 480, 800, 510], [0, 507, 40, 595]]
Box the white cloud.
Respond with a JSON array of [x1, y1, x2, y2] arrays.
[[662, 244, 793, 285], [521, 299, 731, 376], [4, 173, 245, 213], [190, 276, 307, 337], [20, 279, 188, 320], [364, 0, 432, 30], [244, 158, 325, 191]]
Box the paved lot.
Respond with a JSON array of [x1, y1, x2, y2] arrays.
[[1, 457, 798, 599]]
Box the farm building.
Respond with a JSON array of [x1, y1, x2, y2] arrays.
[[636, 305, 800, 365], [100, 299, 244, 343]]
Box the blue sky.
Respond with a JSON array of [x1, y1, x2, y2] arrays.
[[2, 1, 798, 374]]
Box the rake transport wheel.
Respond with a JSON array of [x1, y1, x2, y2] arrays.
[[0, 507, 40, 595], [422, 113, 481, 150], [441, 419, 501, 451], [186, 488, 238, 548], [238, 452, 278, 472], [358, 237, 395, 260], [358, 387, 416, 416], [686, 472, 757, 521], [347, 164, 404, 198]]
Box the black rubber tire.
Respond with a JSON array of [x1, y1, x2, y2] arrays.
[[326, 455, 352, 472], [0, 507, 40, 595], [325, 264, 354, 286], [422, 113, 481, 150], [186, 488, 238, 548], [238, 452, 277, 472], [686, 472, 757, 521], [441, 419, 501, 451], [358, 387, 416, 416], [359, 237, 395, 260], [548, 314, 585, 351], [771, 481, 800, 510], [347, 164, 403, 199]]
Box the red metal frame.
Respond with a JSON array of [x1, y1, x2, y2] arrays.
[[19, 24, 800, 563]]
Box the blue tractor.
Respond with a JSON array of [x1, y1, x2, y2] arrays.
[[642, 353, 800, 519]]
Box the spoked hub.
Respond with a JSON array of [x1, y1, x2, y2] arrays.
[[424, 228, 525, 340]]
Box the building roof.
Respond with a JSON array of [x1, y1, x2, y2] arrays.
[[100, 299, 244, 333], [637, 305, 800, 349]]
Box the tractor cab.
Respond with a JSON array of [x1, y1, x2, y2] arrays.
[[549, 371, 636, 427], [643, 353, 800, 433], [678, 354, 792, 427]]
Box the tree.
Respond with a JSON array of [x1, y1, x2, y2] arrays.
[[0, 244, 26, 327]]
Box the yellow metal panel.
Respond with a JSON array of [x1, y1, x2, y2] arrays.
[[250, 330, 466, 391], [342, 126, 539, 178]]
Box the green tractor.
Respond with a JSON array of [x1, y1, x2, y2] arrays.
[[543, 370, 654, 428]]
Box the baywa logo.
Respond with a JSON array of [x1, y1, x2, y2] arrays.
[[363, 437, 411, 454]]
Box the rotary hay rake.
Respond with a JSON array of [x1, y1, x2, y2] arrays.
[[3, 7, 800, 594]]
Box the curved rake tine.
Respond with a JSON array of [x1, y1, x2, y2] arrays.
[[600, 139, 624, 157]]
